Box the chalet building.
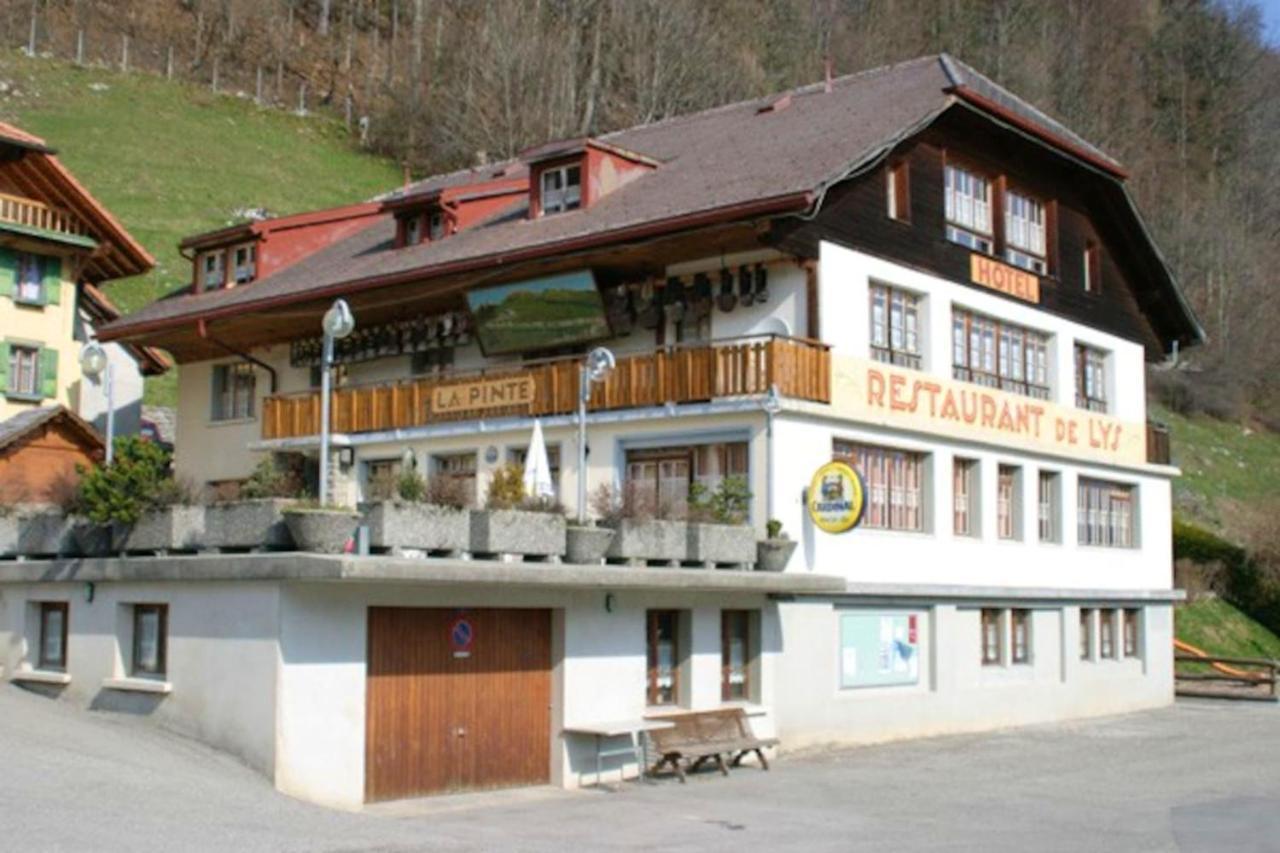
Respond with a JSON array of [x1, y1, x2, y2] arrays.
[[0, 121, 166, 446], [2, 55, 1200, 808]]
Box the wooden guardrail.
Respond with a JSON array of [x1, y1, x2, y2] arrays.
[[0, 190, 86, 237], [1174, 653, 1278, 702], [262, 335, 831, 440]]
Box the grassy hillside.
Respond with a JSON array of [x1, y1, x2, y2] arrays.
[[0, 51, 400, 403], [1155, 404, 1280, 536], [1176, 598, 1280, 662]]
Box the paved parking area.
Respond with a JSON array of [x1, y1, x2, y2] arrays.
[[0, 685, 1276, 852]]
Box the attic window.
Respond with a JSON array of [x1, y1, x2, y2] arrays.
[[540, 164, 581, 215], [427, 210, 445, 241], [405, 215, 422, 246], [200, 251, 225, 291], [232, 243, 257, 285]]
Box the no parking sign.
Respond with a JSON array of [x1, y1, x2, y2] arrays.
[[450, 615, 474, 659]]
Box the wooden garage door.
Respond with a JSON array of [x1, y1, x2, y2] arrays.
[[365, 607, 552, 802]]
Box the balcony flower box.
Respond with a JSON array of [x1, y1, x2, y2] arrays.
[[469, 509, 566, 560], [755, 538, 798, 572], [604, 519, 687, 567], [363, 501, 470, 556], [686, 522, 756, 569], [283, 506, 360, 554], [204, 499, 296, 551], [565, 524, 615, 565], [121, 506, 206, 554]]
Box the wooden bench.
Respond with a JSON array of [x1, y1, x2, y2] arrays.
[[647, 708, 779, 782]]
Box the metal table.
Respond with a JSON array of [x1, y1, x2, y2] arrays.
[[563, 719, 676, 788]]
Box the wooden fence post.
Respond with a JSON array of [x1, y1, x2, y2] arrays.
[[211, 56, 220, 92], [120, 34, 129, 72], [255, 66, 263, 103], [166, 45, 174, 79], [26, 0, 36, 57], [75, 29, 84, 65]]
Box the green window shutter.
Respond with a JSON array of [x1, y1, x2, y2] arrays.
[[0, 248, 16, 301], [39, 347, 59, 399], [0, 341, 9, 392], [42, 256, 61, 305]]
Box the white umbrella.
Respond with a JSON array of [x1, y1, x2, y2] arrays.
[[522, 418, 555, 500]]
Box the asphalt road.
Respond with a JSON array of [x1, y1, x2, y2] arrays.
[[0, 686, 1276, 852]]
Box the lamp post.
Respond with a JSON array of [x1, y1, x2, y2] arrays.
[[762, 383, 781, 526], [577, 346, 615, 524], [318, 299, 355, 506], [79, 341, 113, 464]]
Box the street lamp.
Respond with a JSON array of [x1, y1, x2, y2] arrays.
[[762, 384, 782, 526], [318, 299, 355, 506], [577, 346, 615, 524], [79, 341, 113, 464]]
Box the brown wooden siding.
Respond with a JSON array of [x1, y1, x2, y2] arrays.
[[365, 607, 552, 802], [264, 335, 830, 439], [0, 420, 99, 504]]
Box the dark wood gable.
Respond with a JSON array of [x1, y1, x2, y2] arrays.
[[770, 106, 1175, 359]]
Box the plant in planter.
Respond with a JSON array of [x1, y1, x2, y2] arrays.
[[282, 500, 361, 554], [686, 477, 756, 568], [71, 437, 181, 556], [204, 457, 301, 551], [469, 464, 566, 560], [594, 482, 688, 567], [362, 470, 470, 556], [757, 518, 798, 572]]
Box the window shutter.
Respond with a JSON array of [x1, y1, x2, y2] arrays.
[[0, 248, 16, 300], [0, 341, 9, 391], [39, 347, 59, 399], [42, 256, 61, 305]]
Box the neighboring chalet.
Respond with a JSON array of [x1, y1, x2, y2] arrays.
[[7, 56, 1200, 807], [0, 121, 165, 450]]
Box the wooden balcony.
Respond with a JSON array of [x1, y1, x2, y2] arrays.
[[262, 335, 830, 440], [0, 191, 87, 239]]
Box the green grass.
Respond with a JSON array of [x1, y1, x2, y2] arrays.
[[0, 50, 400, 404], [1155, 404, 1280, 534], [1175, 598, 1280, 663]]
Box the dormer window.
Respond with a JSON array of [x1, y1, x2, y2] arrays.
[[540, 164, 582, 215], [405, 215, 422, 246], [200, 251, 225, 291], [427, 210, 445, 240], [232, 243, 257, 285]]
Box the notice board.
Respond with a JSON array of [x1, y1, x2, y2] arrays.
[[839, 610, 922, 688]]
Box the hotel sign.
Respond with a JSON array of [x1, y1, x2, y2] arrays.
[[970, 253, 1040, 303], [430, 376, 535, 415]]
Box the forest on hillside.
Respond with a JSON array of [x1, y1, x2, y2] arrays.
[[2, 0, 1278, 417]]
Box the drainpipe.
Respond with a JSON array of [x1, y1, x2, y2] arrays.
[[762, 384, 782, 529], [196, 318, 278, 393]]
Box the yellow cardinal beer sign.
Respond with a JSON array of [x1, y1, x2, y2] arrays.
[[807, 461, 867, 534]]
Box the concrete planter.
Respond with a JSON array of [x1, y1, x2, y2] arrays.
[[604, 519, 687, 566], [0, 514, 18, 557], [11, 510, 77, 558], [469, 509, 566, 559], [71, 519, 127, 557], [121, 506, 206, 553], [283, 508, 360, 554], [363, 501, 470, 555], [755, 538, 798, 572], [686, 522, 756, 568], [565, 525, 615, 565], [204, 499, 296, 551]]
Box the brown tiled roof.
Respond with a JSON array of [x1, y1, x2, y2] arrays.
[[0, 405, 103, 455], [98, 54, 1198, 347]]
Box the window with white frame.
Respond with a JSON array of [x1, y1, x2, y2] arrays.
[[232, 244, 256, 284], [1003, 190, 1047, 274], [1123, 609, 1141, 658], [1010, 609, 1031, 664], [952, 309, 1050, 400], [200, 251, 225, 290], [540, 164, 582, 215], [997, 465, 1020, 540], [405, 214, 422, 246], [869, 283, 921, 369], [1079, 608, 1094, 660], [834, 441, 925, 532], [1078, 479, 1135, 548], [1083, 241, 1101, 294], [1038, 471, 1061, 543], [944, 164, 993, 253], [427, 210, 445, 240], [1099, 609, 1117, 658], [980, 608, 1002, 665], [1074, 344, 1108, 412], [953, 457, 978, 537], [7, 344, 40, 397], [210, 362, 256, 421], [886, 160, 910, 222], [16, 252, 45, 303]]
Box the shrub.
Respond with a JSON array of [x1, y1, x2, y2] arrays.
[[240, 457, 304, 500], [766, 519, 785, 539], [73, 436, 173, 525], [688, 476, 751, 525], [424, 476, 471, 510], [396, 470, 428, 502], [485, 463, 526, 510]]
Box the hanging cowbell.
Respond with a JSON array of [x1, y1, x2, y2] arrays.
[[754, 263, 769, 302], [738, 265, 755, 307], [687, 272, 712, 323], [637, 281, 661, 329], [663, 276, 687, 323], [717, 267, 737, 312]]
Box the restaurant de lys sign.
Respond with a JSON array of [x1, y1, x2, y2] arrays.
[[430, 376, 535, 416]]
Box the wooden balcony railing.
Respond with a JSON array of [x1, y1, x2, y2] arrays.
[[1146, 420, 1171, 466], [0, 191, 87, 238], [262, 335, 831, 440]]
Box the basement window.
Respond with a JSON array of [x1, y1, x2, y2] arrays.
[[539, 164, 582, 215]]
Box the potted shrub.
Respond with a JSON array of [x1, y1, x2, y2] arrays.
[[757, 518, 798, 572], [685, 477, 756, 568], [362, 470, 470, 556], [282, 501, 361, 554], [469, 464, 566, 560], [204, 458, 298, 551], [71, 437, 179, 557], [595, 483, 687, 567]]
